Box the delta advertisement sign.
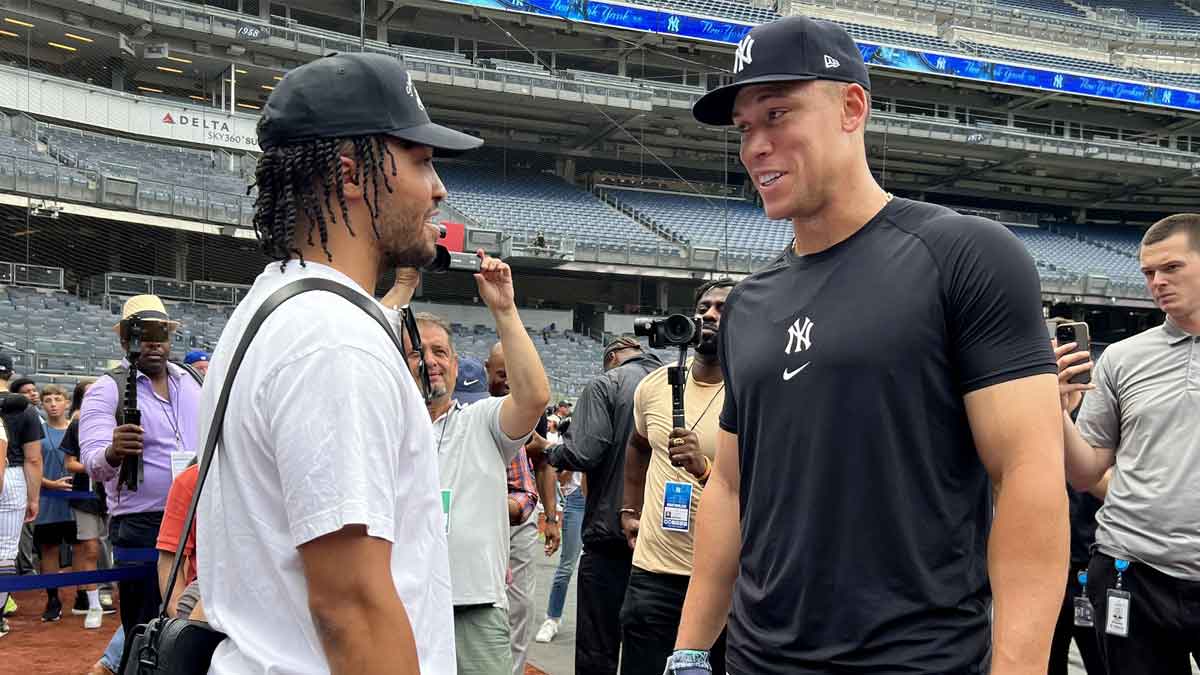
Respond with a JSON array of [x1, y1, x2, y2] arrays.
[[159, 112, 260, 150]]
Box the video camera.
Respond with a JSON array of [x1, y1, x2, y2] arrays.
[[633, 314, 701, 350], [633, 313, 702, 429]]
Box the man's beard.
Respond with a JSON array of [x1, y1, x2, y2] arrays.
[[695, 336, 718, 357], [377, 200, 437, 269]]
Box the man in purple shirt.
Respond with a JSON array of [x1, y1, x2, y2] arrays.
[[80, 295, 202, 634]]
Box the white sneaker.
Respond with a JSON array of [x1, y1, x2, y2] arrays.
[[84, 606, 103, 630], [534, 618, 560, 643]]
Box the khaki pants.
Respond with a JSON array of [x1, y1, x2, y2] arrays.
[[454, 604, 512, 675]]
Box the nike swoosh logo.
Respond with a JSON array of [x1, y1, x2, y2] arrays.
[[782, 363, 810, 381], [463, 379, 479, 386]]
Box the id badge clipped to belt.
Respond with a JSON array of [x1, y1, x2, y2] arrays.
[[1105, 559, 1132, 638], [1073, 570, 1094, 628]]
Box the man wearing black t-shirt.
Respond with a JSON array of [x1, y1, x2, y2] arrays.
[[1, 354, 45, 637], [668, 17, 1068, 675]]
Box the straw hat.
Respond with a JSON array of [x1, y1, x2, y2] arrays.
[[112, 294, 181, 335]]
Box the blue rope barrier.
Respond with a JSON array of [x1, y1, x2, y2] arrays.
[[0, 564, 155, 592], [113, 547, 159, 563]]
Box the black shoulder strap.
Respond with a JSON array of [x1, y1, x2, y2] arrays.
[[159, 277, 405, 616], [178, 362, 205, 387]]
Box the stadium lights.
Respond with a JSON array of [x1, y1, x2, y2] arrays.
[[235, 68, 248, 75], [167, 56, 192, 64], [236, 102, 260, 110], [273, 75, 283, 81], [261, 84, 274, 91], [64, 33, 94, 43], [0, 29, 18, 38], [4, 18, 34, 28], [48, 42, 78, 52], [138, 85, 164, 93], [156, 65, 184, 74], [189, 95, 207, 101]]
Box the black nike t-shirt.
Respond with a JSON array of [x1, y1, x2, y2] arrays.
[[3, 402, 45, 465], [717, 198, 1056, 674]]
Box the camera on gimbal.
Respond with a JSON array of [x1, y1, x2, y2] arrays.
[[633, 314, 701, 350]]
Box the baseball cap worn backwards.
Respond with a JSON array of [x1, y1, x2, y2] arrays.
[[258, 52, 483, 156], [693, 16, 871, 126]]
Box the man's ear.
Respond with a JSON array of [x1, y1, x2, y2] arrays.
[[841, 83, 870, 134], [339, 153, 364, 201]]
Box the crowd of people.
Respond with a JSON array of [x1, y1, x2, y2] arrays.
[[0, 15, 1197, 675]]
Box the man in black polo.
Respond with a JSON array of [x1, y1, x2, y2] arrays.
[[669, 17, 1068, 675]]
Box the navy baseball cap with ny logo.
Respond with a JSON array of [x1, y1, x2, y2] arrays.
[[693, 16, 871, 126], [258, 52, 483, 156]]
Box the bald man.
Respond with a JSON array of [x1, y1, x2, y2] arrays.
[[487, 342, 560, 675]]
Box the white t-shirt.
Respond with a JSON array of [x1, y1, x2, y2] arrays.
[[196, 260, 455, 674], [435, 396, 528, 607]]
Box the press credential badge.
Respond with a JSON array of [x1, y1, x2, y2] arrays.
[[661, 481, 693, 532]]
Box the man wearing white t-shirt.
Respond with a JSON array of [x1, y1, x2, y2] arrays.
[[406, 260, 550, 674], [196, 53, 482, 674]]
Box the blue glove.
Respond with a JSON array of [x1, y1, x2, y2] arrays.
[[663, 649, 712, 675]]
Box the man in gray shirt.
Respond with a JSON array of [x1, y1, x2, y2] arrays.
[[1060, 213, 1200, 673], [402, 254, 551, 675]]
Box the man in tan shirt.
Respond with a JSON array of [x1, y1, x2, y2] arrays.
[[619, 279, 734, 675]]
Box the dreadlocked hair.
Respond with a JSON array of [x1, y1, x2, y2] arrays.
[[249, 134, 397, 270]]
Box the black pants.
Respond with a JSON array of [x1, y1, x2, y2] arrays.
[[577, 543, 633, 675], [110, 511, 164, 634], [619, 567, 726, 675], [1086, 552, 1200, 675], [1048, 566, 1103, 675]]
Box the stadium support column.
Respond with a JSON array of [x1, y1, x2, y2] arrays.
[[618, 55, 627, 77], [656, 280, 668, 313], [557, 157, 576, 184], [109, 57, 126, 91], [173, 231, 189, 282], [1075, 208, 1088, 224]]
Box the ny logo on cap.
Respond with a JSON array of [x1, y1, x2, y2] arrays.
[[733, 35, 755, 74], [823, 54, 840, 69], [405, 72, 426, 112]]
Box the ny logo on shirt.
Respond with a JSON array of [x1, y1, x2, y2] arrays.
[[785, 316, 814, 355], [782, 316, 814, 381], [733, 35, 755, 74]]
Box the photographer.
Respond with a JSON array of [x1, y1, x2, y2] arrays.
[[402, 252, 550, 674], [619, 280, 733, 675], [1061, 213, 1200, 672], [79, 296, 201, 634], [545, 336, 663, 675]]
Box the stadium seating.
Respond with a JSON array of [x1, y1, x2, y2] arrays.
[[1087, 0, 1200, 30], [998, 0, 1087, 19], [438, 164, 673, 252], [959, 40, 1131, 79], [37, 126, 250, 196], [601, 189, 789, 258], [636, 0, 778, 25], [1007, 226, 1142, 281], [1057, 223, 1145, 258]]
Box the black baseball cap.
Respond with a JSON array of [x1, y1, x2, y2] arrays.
[[693, 16, 871, 126], [0, 353, 12, 377], [258, 52, 483, 156]]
